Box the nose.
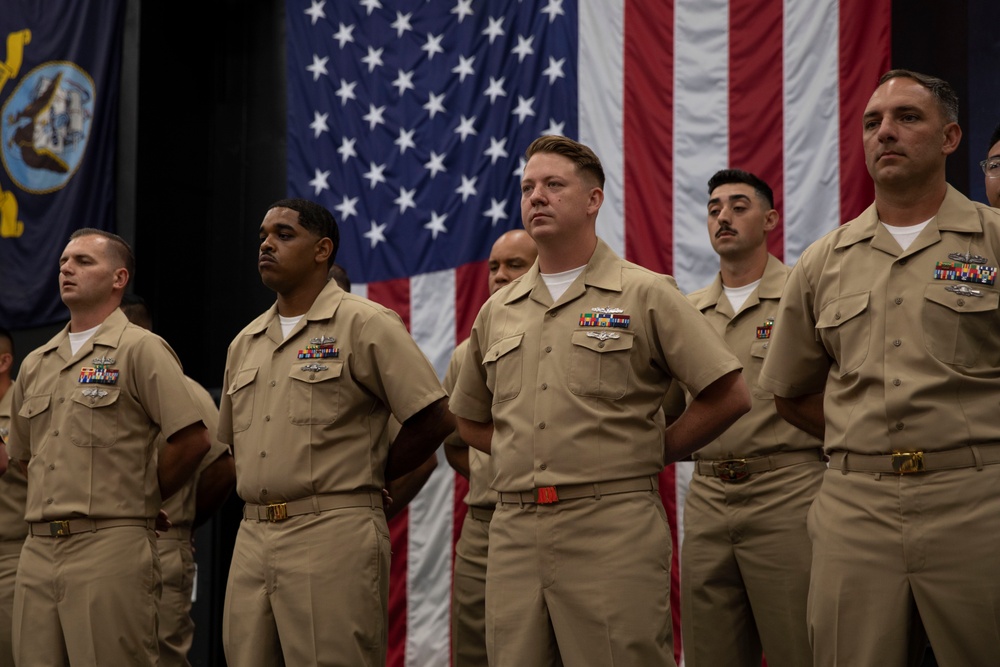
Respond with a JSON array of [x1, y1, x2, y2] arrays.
[[260, 234, 274, 252], [876, 118, 896, 143], [527, 186, 546, 206]]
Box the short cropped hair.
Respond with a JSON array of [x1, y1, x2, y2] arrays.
[[707, 169, 775, 210], [327, 263, 351, 292], [0, 326, 13, 358], [120, 293, 153, 331], [878, 69, 959, 124], [989, 122, 1000, 154], [525, 135, 605, 189], [268, 198, 339, 266], [68, 228, 136, 278]]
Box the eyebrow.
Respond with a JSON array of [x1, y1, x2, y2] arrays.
[[259, 222, 298, 234], [707, 194, 752, 208]]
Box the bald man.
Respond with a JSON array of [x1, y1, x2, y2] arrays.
[[445, 229, 537, 666]]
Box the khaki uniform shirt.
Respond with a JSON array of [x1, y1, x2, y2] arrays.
[[663, 255, 822, 459], [159, 377, 229, 527], [450, 239, 742, 492], [8, 309, 204, 521], [0, 391, 27, 541], [759, 185, 1000, 454], [444, 338, 496, 508], [218, 280, 446, 503]]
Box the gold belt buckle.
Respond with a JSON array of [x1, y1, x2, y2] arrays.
[[265, 503, 288, 522], [714, 459, 750, 483], [50, 520, 71, 537], [891, 452, 924, 473]]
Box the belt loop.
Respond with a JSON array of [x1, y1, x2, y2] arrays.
[[312, 495, 321, 516], [593, 483, 601, 501], [89, 520, 97, 534], [518, 493, 524, 510], [841, 452, 849, 475], [971, 445, 984, 471]]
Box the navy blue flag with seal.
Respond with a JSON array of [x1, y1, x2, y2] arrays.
[[0, 0, 125, 328]]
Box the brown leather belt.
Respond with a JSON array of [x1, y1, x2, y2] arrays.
[[157, 525, 193, 541], [695, 448, 825, 483], [243, 491, 381, 522], [29, 518, 156, 538], [829, 445, 1000, 474], [468, 505, 495, 522], [497, 475, 657, 506]]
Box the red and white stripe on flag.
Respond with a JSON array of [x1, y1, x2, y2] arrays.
[[356, 1, 889, 665]]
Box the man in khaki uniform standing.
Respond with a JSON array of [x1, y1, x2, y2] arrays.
[[760, 70, 1000, 666], [219, 198, 453, 666], [0, 326, 26, 666], [7, 228, 211, 666], [444, 229, 536, 667], [663, 170, 824, 666], [450, 136, 751, 667], [120, 294, 236, 667]]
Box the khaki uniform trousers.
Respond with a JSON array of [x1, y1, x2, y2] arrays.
[[156, 529, 196, 667], [486, 489, 675, 667], [12, 526, 160, 667], [681, 460, 824, 667], [808, 464, 1000, 666], [223, 507, 390, 667], [0, 540, 23, 666], [451, 507, 492, 667]]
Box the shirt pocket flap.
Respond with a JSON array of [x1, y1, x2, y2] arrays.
[[750, 339, 769, 359], [288, 360, 345, 384], [484, 333, 524, 365], [816, 291, 870, 329], [18, 394, 51, 419], [70, 387, 121, 409], [228, 367, 259, 395], [924, 285, 1000, 313], [570, 330, 635, 353]]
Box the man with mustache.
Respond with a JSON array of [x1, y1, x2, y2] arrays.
[[219, 198, 452, 666], [760, 70, 1000, 665], [663, 169, 824, 667], [450, 135, 751, 666]]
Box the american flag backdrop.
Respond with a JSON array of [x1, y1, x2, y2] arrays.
[[284, 0, 891, 664]]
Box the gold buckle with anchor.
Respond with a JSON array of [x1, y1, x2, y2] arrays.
[[265, 503, 288, 522], [50, 520, 71, 537], [891, 452, 925, 474], [714, 459, 750, 483]]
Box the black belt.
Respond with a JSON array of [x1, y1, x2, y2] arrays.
[[829, 445, 1000, 474], [497, 475, 657, 506], [29, 518, 156, 538], [694, 448, 825, 483], [243, 491, 381, 522]]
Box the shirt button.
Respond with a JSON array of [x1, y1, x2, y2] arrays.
[[270, 381, 276, 387], [540, 463, 547, 470], [545, 346, 552, 353], [261, 488, 268, 495], [893, 379, 901, 386], [53, 430, 59, 436], [598, 341, 606, 348], [309, 373, 316, 380], [49, 464, 55, 470], [549, 312, 557, 318], [834, 313, 841, 320], [539, 422, 546, 429], [895, 422, 904, 431], [59, 398, 65, 404], [260, 451, 267, 458], [892, 340, 901, 347], [264, 415, 271, 422], [894, 297, 903, 305], [541, 383, 548, 390], [957, 299, 966, 306], [899, 259, 908, 266], [46, 498, 53, 504]]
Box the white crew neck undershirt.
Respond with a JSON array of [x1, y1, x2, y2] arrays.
[[722, 278, 762, 313], [881, 218, 932, 252], [279, 314, 304, 340], [540, 266, 585, 302], [69, 325, 101, 355]]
